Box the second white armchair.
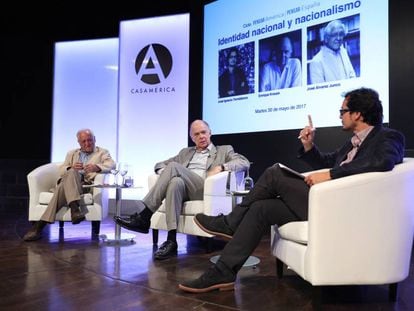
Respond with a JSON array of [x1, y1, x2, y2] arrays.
[[149, 170, 245, 247], [271, 157, 414, 304]]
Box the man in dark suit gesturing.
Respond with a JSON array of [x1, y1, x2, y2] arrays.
[[179, 87, 405, 293], [115, 120, 250, 260]]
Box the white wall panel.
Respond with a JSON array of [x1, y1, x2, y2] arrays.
[[52, 39, 119, 162], [118, 14, 190, 189]]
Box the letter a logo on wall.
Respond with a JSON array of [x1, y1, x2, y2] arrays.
[[135, 44, 173, 85]]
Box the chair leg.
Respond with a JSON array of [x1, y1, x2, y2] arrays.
[[152, 229, 159, 245], [312, 286, 323, 309], [389, 282, 398, 302], [59, 221, 64, 229], [276, 258, 284, 278], [91, 221, 100, 236], [206, 237, 214, 253]]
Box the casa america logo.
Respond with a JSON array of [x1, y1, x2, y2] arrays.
[[131, 43, 176, 94]]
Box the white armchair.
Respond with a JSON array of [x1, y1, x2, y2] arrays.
[[149, 170, 245, 247], [271, 157, 414, 303], [27, 162, 111, 236]]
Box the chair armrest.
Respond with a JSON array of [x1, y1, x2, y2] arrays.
[[301, 168, 330, 177], [148, 171, 241, 196], [204, 171, 228, 195], [91, 173, 111, 219], [308, 167, 414, 238], [204, 171, 244, 196], [27, 162, 61, 210]]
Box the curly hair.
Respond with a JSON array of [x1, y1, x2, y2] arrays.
[[343, 87, 383, 126]]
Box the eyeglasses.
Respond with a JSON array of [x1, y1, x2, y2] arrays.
[[339, 108, 351, 116]]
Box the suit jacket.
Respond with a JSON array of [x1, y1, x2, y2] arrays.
[[59, 146, 116, 183], [309, 45, 356, 84], [154, 144, 250, 175], [299, 126, 405, 179]]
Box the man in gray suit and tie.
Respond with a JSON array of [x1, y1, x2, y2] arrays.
[[115, 119, 250, 260]]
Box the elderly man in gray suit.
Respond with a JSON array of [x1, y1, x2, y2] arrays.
[[115, 119, 250, 260]]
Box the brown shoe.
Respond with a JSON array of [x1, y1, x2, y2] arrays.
[[71, 207, 86, 225], [23, 221, 47, 241], [178, 265, 236, 293]]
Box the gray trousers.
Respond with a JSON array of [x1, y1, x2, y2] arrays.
[[40, 169, 83, 223], [142, 162, 204, 230]]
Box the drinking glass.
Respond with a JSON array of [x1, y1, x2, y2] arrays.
[[124, 176, 134, 187], [118, 163, 129, 186], [110, 163, 120, 186]]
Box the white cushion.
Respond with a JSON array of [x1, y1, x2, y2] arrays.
[[157, 200, 205, 215], [278, 221, 308, 244], [38, 192, 94, 205]]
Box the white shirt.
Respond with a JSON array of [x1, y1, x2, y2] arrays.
[[309, 45, 356, 84], [260, 58, 302, 91], [78, 151, 92, 175], [187, 144, 213, 179]]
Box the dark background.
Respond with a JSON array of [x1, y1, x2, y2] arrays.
[[1, 1, 413, 181]]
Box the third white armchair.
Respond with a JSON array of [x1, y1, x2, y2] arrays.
[[271, 158, 414, 304]]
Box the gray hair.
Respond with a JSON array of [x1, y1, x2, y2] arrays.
[[323, 20, 347, 42], [76, 128, 95, 139]]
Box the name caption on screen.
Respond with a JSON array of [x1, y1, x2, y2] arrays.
[[307, 82, 341, 91], [255, 103, 306, 114], [218, 96, 248, 104]]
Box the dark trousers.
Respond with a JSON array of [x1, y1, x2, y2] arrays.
[[217, 164, 310, 275]]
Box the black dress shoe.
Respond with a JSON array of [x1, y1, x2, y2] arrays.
[[114, 212, 150, 233], [154, 240, 178, 260], [178, 265, 236, 293], [194, 213, 234, 239]]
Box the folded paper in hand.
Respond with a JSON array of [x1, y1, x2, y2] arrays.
[[82, 184, 116, 188], [277, 163, 305, 179], [82, 184, 101, 188], [231, 190, 250, 195]]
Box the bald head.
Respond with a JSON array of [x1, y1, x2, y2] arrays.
[[190, 120, 212, 151], [277, 37, 293, 68]]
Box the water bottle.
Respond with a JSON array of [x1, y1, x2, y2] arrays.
[[243, 168, 254, 191]]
